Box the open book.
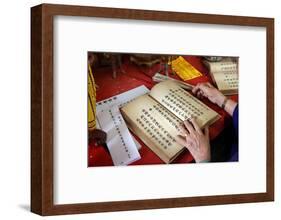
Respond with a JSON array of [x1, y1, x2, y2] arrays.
[[203, 59, 238, 95], [121, 81, 220, 164]]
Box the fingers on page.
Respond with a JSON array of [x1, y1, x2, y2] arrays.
[[176, 135, 196, 154], [192, 85, 200, 95], [175, 135, 186, 146], [190, 118, 202, 134], [183, 120, 195, 133]]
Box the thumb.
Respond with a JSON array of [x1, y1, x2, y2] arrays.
[[204, 126, 209, 140]]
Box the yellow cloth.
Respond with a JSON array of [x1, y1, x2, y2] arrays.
[[171, 56, 202, 80], [88, 65, 96, 130]]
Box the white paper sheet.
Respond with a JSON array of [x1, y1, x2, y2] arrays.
[[96, 85, 149, 113], [96, 85, 149, 149], [97, 106, 141, 166], [96, 116, 141, 149]]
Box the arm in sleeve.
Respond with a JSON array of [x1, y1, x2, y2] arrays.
[[232, 105, 238, 137]]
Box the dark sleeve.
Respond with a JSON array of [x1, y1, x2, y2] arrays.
[[232, 105, 238, 136]]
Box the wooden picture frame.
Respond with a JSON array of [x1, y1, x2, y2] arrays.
[[31, 3, 274, 216]]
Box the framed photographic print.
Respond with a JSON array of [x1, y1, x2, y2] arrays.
[[31, 3, 274, 216]]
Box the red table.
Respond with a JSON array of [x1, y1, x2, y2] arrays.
[[88, 56, 238, 167]]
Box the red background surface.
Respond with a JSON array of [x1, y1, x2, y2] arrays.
[[88, 55, 238, 167]]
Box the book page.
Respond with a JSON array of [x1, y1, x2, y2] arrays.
[[150, 81, 220, 128], [121, 94, 185, 163], [209, 62, 237, 73], [203, 60, 238, 94], [212, 70, 238, 92]]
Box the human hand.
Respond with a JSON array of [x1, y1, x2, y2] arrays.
[[192, 82, 226, 107], [175, 118, 211, 163]]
